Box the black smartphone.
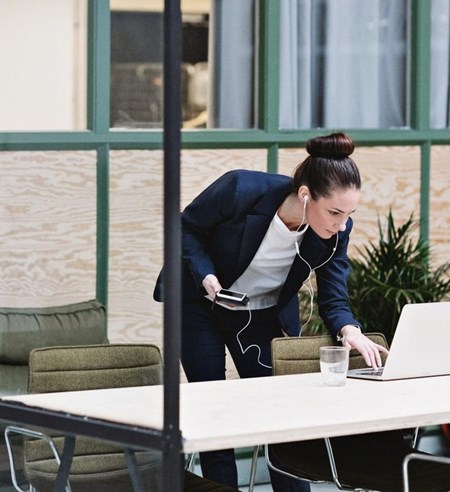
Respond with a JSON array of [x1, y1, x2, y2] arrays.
[[215, 289, 249, 306]]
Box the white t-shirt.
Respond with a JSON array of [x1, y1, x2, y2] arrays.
[[229, 214, 308, 310]]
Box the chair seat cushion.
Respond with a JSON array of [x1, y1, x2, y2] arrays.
[[26, 448, 242, 492], [26, 448, 162, 492]]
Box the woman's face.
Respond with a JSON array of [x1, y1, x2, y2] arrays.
[[305, 187, 360, 239]]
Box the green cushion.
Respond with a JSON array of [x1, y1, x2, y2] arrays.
[[0, 300, 107, 365], [25, 447, 163, 492], [28, 343, 163, 393], [271, 332, 389, 376]]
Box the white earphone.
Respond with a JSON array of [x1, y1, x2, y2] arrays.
[[296, 231, 339, 334]]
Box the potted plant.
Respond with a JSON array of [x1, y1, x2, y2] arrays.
[[301, 211, 450, 336], [347, 210, 450, 345]]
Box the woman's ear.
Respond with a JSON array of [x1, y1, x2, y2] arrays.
[[298, 185, 310, 202]]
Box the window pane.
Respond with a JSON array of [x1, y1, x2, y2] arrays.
[[430, 0, 450, 129], [110, 6, 165, 129], [110, 0, 256, 130], [279, 0, 409, 129], [0, 0, 87, 131]]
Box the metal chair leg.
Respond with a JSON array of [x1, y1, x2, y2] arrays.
[[4, 425, 71, 492], [403, 452, 450, 492], [265, 441, 349, 490], [185, 452, 196, 471], [248, 445, 260, 492]]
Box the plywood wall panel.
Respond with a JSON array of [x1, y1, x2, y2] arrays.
[[352, 146, 421, 256], [181, 148, 267, 207], [0, 151, 96, 307], [430, 145, 450, 265], [108, 150, 164, 347], [108, 148, 266, 349]]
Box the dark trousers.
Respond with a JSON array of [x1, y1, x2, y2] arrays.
[[181, 299, 310, 492]]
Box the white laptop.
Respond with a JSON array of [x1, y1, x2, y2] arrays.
[[347, 301, 450, 381]]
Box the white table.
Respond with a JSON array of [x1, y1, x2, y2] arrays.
[[4, 372, 450, 453]]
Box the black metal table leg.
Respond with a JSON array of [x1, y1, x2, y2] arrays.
[[52, 435, 76, 492], [124, 448, 146, 492]]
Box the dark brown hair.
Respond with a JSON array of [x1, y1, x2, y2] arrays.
[[291, 132, 361, 199]]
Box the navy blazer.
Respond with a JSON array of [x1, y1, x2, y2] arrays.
[[154, 169, 360, 337]]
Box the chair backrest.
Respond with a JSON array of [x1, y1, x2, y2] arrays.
[[24, 344, 163, 492], [0, 300, 107, 366], [28, 343, 162, 393], [271, 333, 389, 376], [0, 300, 107, 396]]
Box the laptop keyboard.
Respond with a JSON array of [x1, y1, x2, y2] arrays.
[[355, 367, 384, 377]]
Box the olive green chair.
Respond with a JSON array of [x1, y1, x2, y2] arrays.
[[0, 300, 107, 397], [249, 333, 450, 492], [4, 343, 240, 492], [269, 332, 389, 376]]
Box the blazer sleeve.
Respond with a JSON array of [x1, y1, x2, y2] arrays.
[[315, 218, 362, 336], [181, 169, 288, 290], [181, 171, 243, 288]]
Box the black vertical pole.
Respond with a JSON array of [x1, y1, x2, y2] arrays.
[[162, 0, 183, 491]]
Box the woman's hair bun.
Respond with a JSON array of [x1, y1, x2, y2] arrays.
[[306, 132, 355, 159]]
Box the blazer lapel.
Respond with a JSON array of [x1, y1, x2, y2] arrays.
[[278, 228, 336, 307]]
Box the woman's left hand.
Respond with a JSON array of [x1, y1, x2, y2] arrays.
[[339, 325, 389, 369]]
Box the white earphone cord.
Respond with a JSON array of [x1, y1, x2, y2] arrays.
[[236, 196, 338, 370], [236, 306, 272, 370], [296, 233, 339, 332]]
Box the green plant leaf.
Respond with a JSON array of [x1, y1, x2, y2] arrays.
[[348, 210, 450, 344]]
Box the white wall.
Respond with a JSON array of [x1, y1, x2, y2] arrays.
[[0, 0, 85, 131]]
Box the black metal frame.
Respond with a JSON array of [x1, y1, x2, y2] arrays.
[[0, 1, 185, 490], [0, 400, 172, 491], [0, 401, 168, 451], [161, 0, 184, 490]]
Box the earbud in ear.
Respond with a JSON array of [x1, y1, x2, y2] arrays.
[[303, 195, 308, 203]]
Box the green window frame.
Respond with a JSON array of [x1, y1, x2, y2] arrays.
[[0, 0, 448, 305]]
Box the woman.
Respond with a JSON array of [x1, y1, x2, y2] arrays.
[[154, 132, 388, 491]]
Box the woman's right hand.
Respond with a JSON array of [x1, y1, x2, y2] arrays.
[[202, 274, 222, 298]]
